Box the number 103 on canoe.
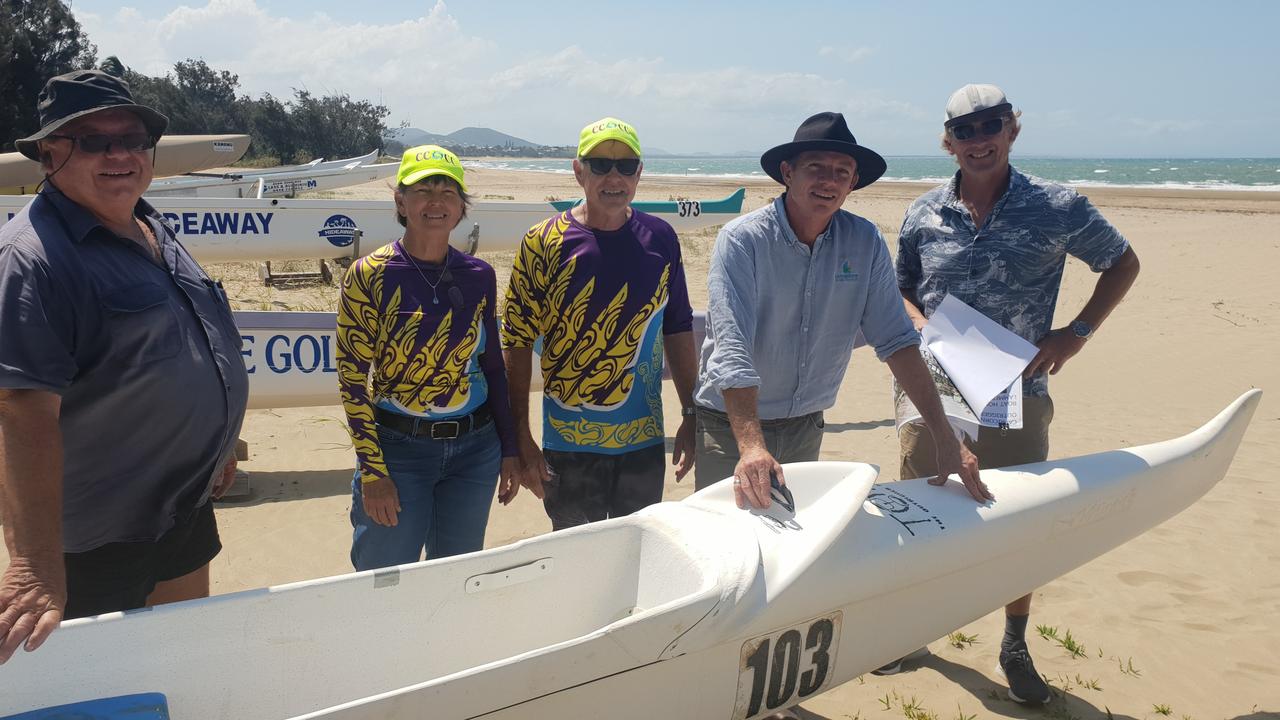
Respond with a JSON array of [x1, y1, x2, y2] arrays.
[[733, 611, 843, 719]]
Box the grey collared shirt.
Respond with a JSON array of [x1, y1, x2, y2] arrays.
[[896, 168, 1130, 396], [0, 185, 249, 552], [695, 195, 919, 419]]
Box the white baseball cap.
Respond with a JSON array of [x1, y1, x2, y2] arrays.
[[945, 84, 1013, 127]]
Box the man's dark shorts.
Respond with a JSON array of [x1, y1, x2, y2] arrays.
[[63, 501, 221, 619], [542, 444, 666, 531]]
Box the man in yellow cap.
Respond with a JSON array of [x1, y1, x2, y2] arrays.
[[502, 118, 698, 529]]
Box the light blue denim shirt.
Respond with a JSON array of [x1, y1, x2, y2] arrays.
[[695, 195, 920, 419]]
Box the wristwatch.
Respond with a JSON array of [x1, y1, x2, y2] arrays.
[[681, 406, 698, 417], [1069, 319, 1095, 340]]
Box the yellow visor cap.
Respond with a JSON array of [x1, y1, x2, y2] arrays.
[[577, 117, 641, 158], [398, 144, 467, 192]]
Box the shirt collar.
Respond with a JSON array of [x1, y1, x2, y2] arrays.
[[942, 165, 1028, 217], [772, 193, 833, 249], [38, 182, 161, 244]]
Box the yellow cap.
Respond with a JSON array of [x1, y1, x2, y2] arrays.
[[577, 117, 641, 158], [397, 145, 467, 192]]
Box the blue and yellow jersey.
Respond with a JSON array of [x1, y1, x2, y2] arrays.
[[337, 242, 516, 483], [502, 210, 693, 454]]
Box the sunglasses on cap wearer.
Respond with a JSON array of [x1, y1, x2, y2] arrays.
[[582, 157, 641, 176], [46, 133, 156, 154], [948, 116, 1009, 142]]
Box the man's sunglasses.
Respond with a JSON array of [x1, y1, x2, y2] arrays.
[[948, 116, 1007, 142], [582, 157, 641, 176], [47, 133, 156, 154]]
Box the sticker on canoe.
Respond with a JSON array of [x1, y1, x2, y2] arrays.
[[319, 214, 359, 247], [733, 611, 842, 719], [864, 485, 947, 537], [212, 141, 235, 152]]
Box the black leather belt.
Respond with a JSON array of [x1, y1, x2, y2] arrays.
[[375, 405, 492, 440]]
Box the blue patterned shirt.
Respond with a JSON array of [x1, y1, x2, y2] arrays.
[[696, 195, 920, 419], [896, 168, 1129, 396]]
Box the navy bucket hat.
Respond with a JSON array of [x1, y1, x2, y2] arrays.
[[15, 69, 168, 160]]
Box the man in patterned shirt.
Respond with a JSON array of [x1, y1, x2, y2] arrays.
[[896, 84, 1141, 702], [503, 117, 697, 530]]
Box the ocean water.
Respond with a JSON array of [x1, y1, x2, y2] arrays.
[[466, 156, 1280, 192]]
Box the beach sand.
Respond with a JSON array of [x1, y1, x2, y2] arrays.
[[7, 168, 1277, 718]]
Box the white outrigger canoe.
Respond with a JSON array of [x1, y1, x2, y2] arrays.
[[0, 188, 747, 261], [146, 152, 393, 199], [0, 135, 252, 194], [0, 391, 1260, 720]]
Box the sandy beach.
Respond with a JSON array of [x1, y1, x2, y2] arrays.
[[7, 168, 1277, 718]]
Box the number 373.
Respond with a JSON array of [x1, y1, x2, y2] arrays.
[[732, 612, 842, 719]]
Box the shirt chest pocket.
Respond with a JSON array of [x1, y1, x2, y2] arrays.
[[100, 283, 183, 366]]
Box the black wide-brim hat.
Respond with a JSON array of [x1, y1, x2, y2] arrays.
[[760, 111, 886, 190], [15, 69, 168, 160]]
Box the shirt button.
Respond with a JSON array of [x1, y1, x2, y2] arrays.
[[801, 362, 806, 367]]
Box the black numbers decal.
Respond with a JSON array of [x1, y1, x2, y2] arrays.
[[676, 200, 702, 217], [766, 630, 802, 710], [799, 619, 834, 696], [742, 637, 769, 718], [735, 613, 841, 719]]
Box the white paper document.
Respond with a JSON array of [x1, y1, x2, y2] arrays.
[[921, 295, 1039, 419], [894, 295, 1037, 436]]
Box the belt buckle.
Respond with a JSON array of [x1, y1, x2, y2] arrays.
[[430, 420, 461, 439]]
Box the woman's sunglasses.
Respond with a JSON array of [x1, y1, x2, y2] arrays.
[[583, 157, 641, 176], [47, 133, 156, 154], [948, 117, 1007, 142]]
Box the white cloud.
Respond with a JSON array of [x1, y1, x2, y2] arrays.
[[73, 1, 923, 152], [79, 1, 494, 103], [818, 46, 874, 63]]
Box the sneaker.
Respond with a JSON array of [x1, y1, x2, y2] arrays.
[[871, 646, 932, 676], [997, 648, 1052, 704]]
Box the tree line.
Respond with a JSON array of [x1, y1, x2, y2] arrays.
[[2, 0, 390, 162]]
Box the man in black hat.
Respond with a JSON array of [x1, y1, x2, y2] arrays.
[[896, 84, 1140, 703], [0, 69, 249, 662], [692, 111, 989, 513]]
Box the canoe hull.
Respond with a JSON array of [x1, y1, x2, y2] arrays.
[[0, 392, 1259, 720], [146, 161, 396, 199], [1, 189, 746, 260], [0, 135, 251, 194]]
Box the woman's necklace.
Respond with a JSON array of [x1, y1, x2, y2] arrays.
[[400, 241, 448, 305]]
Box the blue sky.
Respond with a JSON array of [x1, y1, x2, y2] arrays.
[[70, 0, 1280, 157]]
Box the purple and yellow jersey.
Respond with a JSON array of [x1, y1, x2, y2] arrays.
[[502, 210, 693, 454], [337, 242, 517, 483]]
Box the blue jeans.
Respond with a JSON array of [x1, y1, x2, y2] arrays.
[[350, 420, 501, 571]]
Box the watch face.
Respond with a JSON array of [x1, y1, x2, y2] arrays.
[[1071, 320, 1093, 338]]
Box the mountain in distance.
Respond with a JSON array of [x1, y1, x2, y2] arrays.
[[385, 126, 541, 148], [384, 127, 450, 146]]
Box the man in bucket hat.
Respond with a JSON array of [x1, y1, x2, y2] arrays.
[[0, 69, 248, 662], [894, 84, 1140, 702], [503, 117, 697, 529], [693, 111, 989, 513]]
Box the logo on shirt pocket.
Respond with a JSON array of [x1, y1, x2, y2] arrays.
[[836, 259, 859, 282]]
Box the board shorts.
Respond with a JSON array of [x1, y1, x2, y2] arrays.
[[63, 500, 221, 619]]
